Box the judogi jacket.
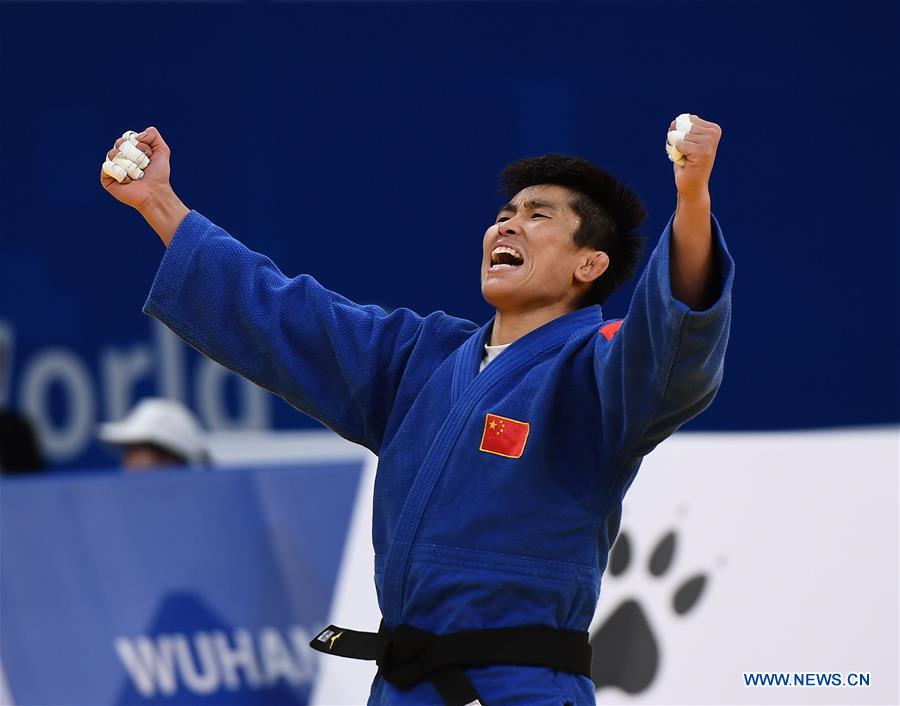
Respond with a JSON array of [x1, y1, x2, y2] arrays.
[[144, 211, 734, 705]]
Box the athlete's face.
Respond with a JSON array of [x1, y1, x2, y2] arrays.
[[481, 184, 608, 313]]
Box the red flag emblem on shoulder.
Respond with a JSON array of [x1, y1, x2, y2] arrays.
[[599, 320, 623, 341], [479, 414, 530, 459]]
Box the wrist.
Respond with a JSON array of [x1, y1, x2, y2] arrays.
[[139, 188, 190, 246], [676, 188, 711, 211]]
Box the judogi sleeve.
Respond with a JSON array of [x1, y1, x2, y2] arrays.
[[143, 210, 438, 452], [595, 214, 734, 466]]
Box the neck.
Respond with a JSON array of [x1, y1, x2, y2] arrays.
[[489, 302, 575, 346]]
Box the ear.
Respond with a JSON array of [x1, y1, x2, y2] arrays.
[[574, 250, 610, 284]]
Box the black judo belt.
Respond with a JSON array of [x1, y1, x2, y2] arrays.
[[309, 621, 592, 706]]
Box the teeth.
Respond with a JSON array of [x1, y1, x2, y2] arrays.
[[491, 245, 523, 265]]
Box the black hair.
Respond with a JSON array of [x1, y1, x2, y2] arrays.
[[0, 410, 45, 474], [499, 154, 647, 306]]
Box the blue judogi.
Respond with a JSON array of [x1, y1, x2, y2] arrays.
[[144, 211, 733, 705]]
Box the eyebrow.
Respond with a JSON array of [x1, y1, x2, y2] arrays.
[[497, 199, 558, 215]]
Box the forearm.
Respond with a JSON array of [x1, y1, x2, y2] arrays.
[[671, 191, 715, 310], [139, 188, 190, 246], [599, 208, 734, 461]]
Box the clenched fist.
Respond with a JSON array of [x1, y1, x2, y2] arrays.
[[100, 126, 173, 212], [667, 114, 722, 201], [100, 126, 188, 246]]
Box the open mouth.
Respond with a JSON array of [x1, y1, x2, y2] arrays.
[[489, 245, 524, 271]]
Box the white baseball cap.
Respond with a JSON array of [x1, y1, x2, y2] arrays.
[[98, 398, 208, 464]]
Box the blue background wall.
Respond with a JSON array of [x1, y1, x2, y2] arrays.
[[1, 0, 898, 468]]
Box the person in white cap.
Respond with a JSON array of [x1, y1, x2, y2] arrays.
[[98, 398, 209, 470]]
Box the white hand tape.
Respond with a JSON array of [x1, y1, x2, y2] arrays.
[[118, 140, 150, 170], [102, 159, 129, 183], [667, 130, 686, 147], [665, 143, 686, 167], [121, 130, 139, 145], [675, 113, 693, 133], [113, 156, 144, 180]]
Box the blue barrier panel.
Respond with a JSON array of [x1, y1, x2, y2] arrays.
[[0, 463, 363, 705]]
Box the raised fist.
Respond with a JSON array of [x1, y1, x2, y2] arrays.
[[666, 114, 722, 200], [100, 126, 172, 211]]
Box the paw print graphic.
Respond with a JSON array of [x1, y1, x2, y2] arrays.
[[590, 528, 709, 695]]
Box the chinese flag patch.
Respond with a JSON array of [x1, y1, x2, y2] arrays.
[[599, 320, 623, 341], [479, 414, 530, 459]]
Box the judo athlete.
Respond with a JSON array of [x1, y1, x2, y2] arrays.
[[100, 116, 732, 706]]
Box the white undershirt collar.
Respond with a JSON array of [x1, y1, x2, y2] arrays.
[[479, 342, 511, 372]]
